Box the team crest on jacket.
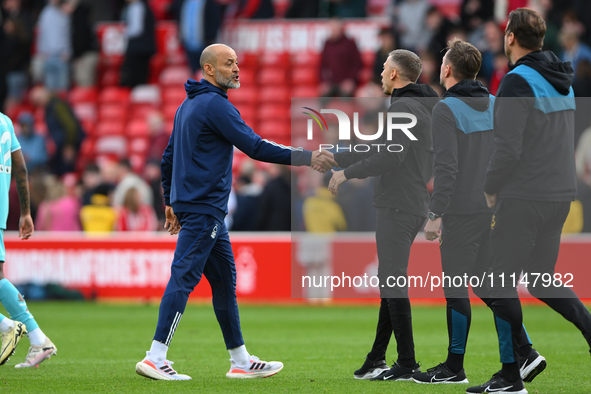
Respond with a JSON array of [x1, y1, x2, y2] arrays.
[[211, 224, 218, 239]]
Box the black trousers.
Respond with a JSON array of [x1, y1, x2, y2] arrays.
[[488, 198, 591, 364], [369, 208, 424, 364], [440, 214, 531, 361]]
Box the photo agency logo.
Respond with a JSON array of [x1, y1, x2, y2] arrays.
[[302, 107, 418, 153]]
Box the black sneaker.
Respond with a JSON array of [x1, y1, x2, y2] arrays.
[[466, 371, 527, 393], [354, 354, 390, 380], [370, 362, 420, 381], [519, 348, 546, 383], [412, 362, 469, 384]]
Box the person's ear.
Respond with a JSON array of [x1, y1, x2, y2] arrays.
[[203, 63, 215, 77], [507, 32, 515, 46], [444, 64, 451, 79], [390, 68, 397, 81]]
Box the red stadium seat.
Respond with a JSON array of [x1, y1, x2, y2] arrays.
[[163, 103, 178, 122], [362, 51, 376, 68], [130, 84, 161, 105], [69, 87, 98, 104], [94, 135, 127, 156], [228, 86, 258, 105], [258, 86, 291, 104], [291, 52, 320, 68], [95, 121, 125, 136], [160, 66, 191, 86], [129, 137, 150, 153], [237, 68, 256, 86], [98, 87, 130, 106], [291, 67, 318, 86], [130, 104, 157, 121], [235, 105, 256, 127], [258, 68, 288, 85], [161, 86, 187, 106], [257, 104, 290, 122], [127, 119, 149, 138], [259, 52, 289, 68], [237, 53, 259, 69], [257, 121, 291, 139], [292, 85, 319, 97], [72, 103, 97, 122], [100, 69, 121, 87], [98, 104, 127, 122]]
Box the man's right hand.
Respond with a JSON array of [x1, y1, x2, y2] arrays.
[[311, 150, 338, 173], [424, 217, 442, 241], [164, 206, 181, 235]]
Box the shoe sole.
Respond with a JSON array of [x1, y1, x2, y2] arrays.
[[226, 364, 284, 379], [135, 361, 191, 381], [354, 367, 390, 380], [14, 348, 55, 368], [521, 355, 546, 383], [466, 389, 528, 394], [0, 324, 27, 366], [413, 378, 469, 384], [371, 373, 415, 381]]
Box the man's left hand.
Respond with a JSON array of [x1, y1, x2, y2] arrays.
[[484, 192, 497, 208], [328, 169, 347, 195], [424, 217, 441, 241], [311, 150, 338, 173]]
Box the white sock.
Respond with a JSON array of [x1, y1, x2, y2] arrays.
[[147, 340, 168, 363], [27, 328, 46, 346], [229, 345, 250, 366], [0, 318, 14, 334]]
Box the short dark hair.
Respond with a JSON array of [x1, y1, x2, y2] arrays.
[[445, 38, 482, 80], [388, 49, 422, 82], [506, 8, 546, 50]]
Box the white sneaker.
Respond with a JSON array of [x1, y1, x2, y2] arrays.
[[0, 321, 26, 366], [226, 355, 283, 378], [135, 354, 192, 380], [15, 336, 56, 368]]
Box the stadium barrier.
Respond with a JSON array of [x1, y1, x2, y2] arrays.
[[4, 232, 591, 302]]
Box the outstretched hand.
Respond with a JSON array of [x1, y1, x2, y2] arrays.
[[164, 206, 181, 235], [311, 150, 338, 173], [328, 169, 347, 195]]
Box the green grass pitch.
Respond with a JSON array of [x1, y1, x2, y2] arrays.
[[1, 301, 589, 393]]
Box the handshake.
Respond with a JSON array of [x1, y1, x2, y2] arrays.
[[310, 150, 338, 173]]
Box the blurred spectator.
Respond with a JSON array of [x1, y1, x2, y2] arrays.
[[488, 51, 508, 95], [303, 172, 347, 232], [560, 24, 591, 78], [112, 158, 153, 208], [16, 112, 47, 171], [320, 0, 366, 18], [80, 163, 104, 205], [120, 0, 156, 87], [147, 111, 169, 162], [35, 174, 81, 231], [397, 0, 430, 53], [285, 0, 319, 18], [232, 160, 264, 231], [143, 159, 165, 227], [479, 20, 504, 84], [319, 18, 362, 97], [116, 187, 157, 231], [372, 26, 396, 85], [576, 125, 591, 232], [80, 187, 117, 232], [170, 0, 225, 73], [254, 165, 291, 231], [230, 0, 274, 19], [33, 0, 71, 92], [1, 11, 31, 111], [64, 0, 99, 87], [30, 86, 85, 175], [459, 0, 493, 34], [426, 6, 457, 66], [336, 177, 376, 231]]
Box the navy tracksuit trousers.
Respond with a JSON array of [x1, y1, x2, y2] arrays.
[[153, 213, 244, 349]]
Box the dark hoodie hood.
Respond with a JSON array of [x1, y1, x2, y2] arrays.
[[185, 78, 228, 99], [510, 50, 573, 95], [443, 79, 490, 112], [391, 83, 440, 112]]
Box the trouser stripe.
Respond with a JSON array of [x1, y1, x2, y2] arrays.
[[165, 312, 182, 346]]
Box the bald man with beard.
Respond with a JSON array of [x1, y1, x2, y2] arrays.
[[135, 44, 337, 381]]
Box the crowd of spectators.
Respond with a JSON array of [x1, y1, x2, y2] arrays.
[[1, 0, 591, 232]]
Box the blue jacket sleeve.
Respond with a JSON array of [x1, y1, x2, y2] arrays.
[[429, 103, 459, 216], [161, 128, 174, 206], [207, 96, 312, 166]]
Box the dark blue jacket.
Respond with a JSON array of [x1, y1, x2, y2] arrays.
[[161, 79, 311, 221], [430, 79, 494, 216], [484, 50, 576, 202]]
